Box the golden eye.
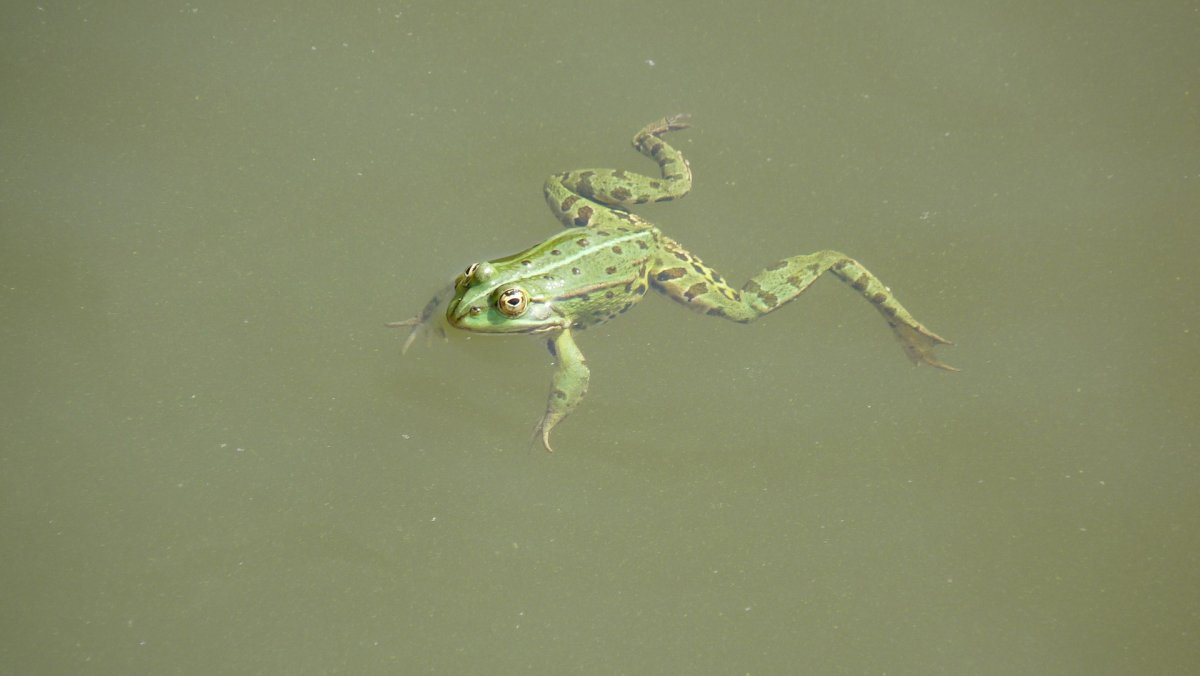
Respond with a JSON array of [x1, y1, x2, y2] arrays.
[[458, 263, 494, 291], [495, 287, 528, 317]]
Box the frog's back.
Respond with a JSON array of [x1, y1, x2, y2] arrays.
[[490, 224, 659, 329]]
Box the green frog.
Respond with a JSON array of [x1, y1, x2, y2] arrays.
[[390, 115, 955, 451]]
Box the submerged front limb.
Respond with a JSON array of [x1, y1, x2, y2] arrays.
[[386, 283, 453, 353], [534, 329, 590, 452]]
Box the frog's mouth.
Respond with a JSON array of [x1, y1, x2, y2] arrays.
[[444, 292, 488, 326], [446, 295, 565, 334], [444, 297, 478, 328]]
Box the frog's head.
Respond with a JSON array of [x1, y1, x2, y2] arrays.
[[446, 262, 561, 334]]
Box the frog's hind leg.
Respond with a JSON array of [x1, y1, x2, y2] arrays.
[[651, 240, 957, 371], [543, 115, 693, 229]]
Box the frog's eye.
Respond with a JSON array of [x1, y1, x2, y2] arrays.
[[457, 263, 496, 290], [495, 287, 529, 318], [472, 263, 496, 283]]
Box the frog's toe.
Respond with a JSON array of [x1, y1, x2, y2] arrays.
[[892, 322, 958, 372], [386, 317, 445, 355], [915, 349, 958, 372], [531, 419, 556, 453], [661, 113, 691, 131], [641, 114, 691, 137]]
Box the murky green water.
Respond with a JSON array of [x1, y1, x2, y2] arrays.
[[3, 1, 1197, 673]]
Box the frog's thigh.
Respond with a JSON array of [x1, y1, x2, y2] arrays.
[[651, 249, 848, 321], [544, 177, 615, 228], [651, 258, 759, 322]]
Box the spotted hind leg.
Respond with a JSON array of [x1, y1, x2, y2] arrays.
[[543, 115, 693, 229], [651, 238, 956, 370]]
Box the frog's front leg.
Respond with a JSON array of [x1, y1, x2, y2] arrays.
[[651, 238, 957, 371], [533, 329, 590, 452], [386, 283, 452, 353]]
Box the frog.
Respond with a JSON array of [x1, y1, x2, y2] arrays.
[[390, 115, 955, 451]]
